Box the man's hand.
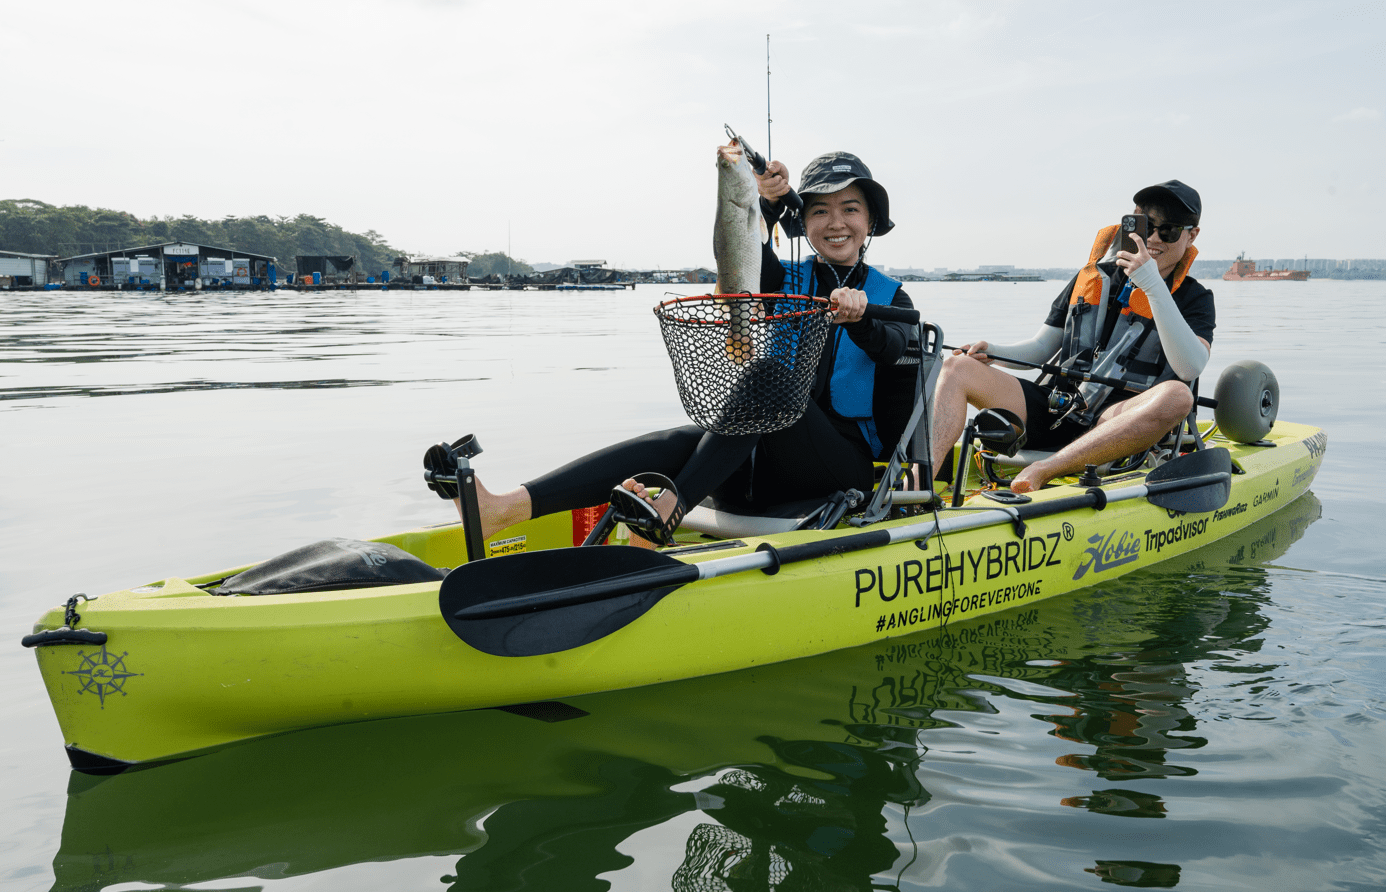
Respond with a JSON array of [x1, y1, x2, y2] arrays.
[[953, 341, 996, 364]]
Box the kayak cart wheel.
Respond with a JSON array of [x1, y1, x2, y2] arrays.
[[1213, 360, 1279, 443]]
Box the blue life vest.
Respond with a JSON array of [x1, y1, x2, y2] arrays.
[[781, 257, 903, 458]]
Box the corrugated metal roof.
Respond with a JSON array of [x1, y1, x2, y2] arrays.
[[57, 242, 277, 263], [396, 254, 466, 264]]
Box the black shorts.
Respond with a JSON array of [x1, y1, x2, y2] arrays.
[[1016, 379, 1136, 452]]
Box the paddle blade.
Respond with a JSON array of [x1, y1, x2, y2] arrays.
[[439, 546, 685, 657], [1145, 447, 1232, 513]]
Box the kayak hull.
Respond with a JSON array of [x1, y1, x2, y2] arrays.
[[28, 421, 1327, 769]]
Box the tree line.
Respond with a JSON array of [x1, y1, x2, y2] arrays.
[[0, 199, 534, 277]]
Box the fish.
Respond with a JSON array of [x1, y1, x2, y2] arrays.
[[714, 140, 763, 293], [713, 141, 766, 363]]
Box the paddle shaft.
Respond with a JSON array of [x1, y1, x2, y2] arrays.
[[455, 469, 1225, 621], [943, 345, 1217, 409]]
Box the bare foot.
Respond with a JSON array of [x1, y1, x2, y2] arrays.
[[452, 476, 532, 539], [618, 478, 679, 548], [1009, 466, 1048, 494]]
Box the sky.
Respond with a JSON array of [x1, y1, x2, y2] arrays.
[[6, 0, 1384, 271]]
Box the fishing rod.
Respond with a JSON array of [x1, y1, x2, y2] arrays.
[[723, 123, 803, 216], [765, 33, 795, 249], [766, 33, 773, 166], [942, 344, 1218, 409]]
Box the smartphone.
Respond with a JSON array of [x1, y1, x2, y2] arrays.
[[1119, 214, 1148, 254]]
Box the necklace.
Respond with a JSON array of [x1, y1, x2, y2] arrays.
[[820, 233, 874, 291]]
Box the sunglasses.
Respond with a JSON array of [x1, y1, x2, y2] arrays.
[[1146, 222, 1195, 242]]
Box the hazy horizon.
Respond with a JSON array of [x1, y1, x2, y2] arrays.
[[7, 1, 1382, 272]]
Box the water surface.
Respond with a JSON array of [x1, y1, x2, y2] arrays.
[[2, 281, 1383, 890]]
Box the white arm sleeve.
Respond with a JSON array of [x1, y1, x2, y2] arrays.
[[988, 324, 1062, 367], [1129, 261, 1209, 380]]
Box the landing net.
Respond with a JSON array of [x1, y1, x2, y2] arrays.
[[653, 294, 832, 435]]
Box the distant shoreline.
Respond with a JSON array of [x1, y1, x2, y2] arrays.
[[883, 258, 1386, 281]]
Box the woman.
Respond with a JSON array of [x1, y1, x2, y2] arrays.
[[450, 143, 918, 545]]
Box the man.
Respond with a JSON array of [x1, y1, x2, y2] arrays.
[[930, 180, 1214, 493]]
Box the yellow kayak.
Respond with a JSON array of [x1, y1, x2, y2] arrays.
[[46, 490, 1324, 890], [25, 420, 1325, 771]]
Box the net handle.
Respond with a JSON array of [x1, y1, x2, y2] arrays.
[[654, 294, 920, 326], [653, 294, 829, 325], [860, 302, 921, 324]]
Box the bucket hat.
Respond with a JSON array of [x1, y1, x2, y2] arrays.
[[783, 151, 894, 238]]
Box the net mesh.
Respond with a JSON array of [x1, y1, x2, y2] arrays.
[[673, 823, 795, 892], [654, 294, 831, 435]]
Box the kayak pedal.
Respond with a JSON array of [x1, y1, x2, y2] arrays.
[[423, 435, 487, 563]]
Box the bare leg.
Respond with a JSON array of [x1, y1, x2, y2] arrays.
[[929, 353, 1030, 470], [1010, 380, 1194, 493], [452, 479, 533, 539]]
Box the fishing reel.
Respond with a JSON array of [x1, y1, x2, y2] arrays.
[[1046, 388, 1084, 415]]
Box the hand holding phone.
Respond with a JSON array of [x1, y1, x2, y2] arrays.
[[1119, 214, 1148, 254]]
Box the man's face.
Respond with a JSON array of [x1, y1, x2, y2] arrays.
[[1137, 205, 1199, 277]]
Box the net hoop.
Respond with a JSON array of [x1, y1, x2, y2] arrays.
[[653, 294, 832, 435]]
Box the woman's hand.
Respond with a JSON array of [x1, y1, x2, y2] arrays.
[[830, 288, 868, 324], [756, 159, 791, 207], [1115, 232, 1152, 274]]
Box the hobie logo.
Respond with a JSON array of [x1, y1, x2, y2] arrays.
[[1073, 529, 1140, 580]]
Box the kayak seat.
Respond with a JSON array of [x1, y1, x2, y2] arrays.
[[685, 318, 946, 537], [681, 495, 841, 538]]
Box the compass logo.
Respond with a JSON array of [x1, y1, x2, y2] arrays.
[[66, 646, 141, 707]]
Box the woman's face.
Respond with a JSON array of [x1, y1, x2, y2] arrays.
[[804, 183, 872, 265]]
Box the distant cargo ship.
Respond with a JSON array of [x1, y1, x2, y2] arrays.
[[1223, 253, 1310, 281]]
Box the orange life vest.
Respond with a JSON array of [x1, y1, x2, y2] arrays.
[[1054, 226, 1200, 426], [1070, 224, 1198, 318]]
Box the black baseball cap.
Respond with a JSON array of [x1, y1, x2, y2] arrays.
[[784, 151, 894, 237], [1133, 180, 1201, 225]]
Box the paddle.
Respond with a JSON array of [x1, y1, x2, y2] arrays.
[[440, 448, 1232, 657]]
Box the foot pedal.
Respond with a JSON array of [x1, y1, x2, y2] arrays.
[[423, 434, 486, 562]]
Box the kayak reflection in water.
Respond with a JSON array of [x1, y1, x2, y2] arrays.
[[447, 143, 917, 546], [437, 731, 929, 892]]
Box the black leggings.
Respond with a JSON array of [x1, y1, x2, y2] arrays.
[[524, 400, 876, 516]]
